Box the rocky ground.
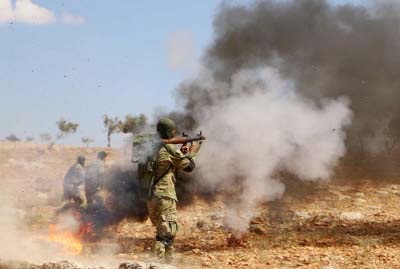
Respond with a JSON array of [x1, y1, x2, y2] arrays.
[[1, 141, 400, 268]]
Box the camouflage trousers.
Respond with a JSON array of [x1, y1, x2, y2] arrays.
[[147, 196, 177, 259]]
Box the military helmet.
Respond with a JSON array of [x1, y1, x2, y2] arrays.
[[157, 117, 176, 139], [97, 151, 107, 160], [77, 155, 86, 165]]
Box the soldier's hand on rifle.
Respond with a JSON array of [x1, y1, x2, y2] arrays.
[[180, 144, 189, 154], [189, 143, 199, 154]]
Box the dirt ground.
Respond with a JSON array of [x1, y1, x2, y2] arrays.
[[2, 141, 400, 269]]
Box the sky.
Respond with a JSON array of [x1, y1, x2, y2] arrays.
[[0, 0, 364, 147]]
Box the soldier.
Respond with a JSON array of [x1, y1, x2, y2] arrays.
[[147, 118, 200, 260], [62, 155, 87, 209], [85, 151, 107, 206]]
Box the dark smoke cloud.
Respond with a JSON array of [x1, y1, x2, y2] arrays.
[[178, 0, 400, 154], [84, 0, 400, 231], [81, 166, 148, 235], [104, 166, 148, 222], [85, 165, 212, 233]]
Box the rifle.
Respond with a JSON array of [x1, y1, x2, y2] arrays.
[[162, 131, 205, 145]]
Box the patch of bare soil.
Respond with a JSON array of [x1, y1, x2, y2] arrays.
[[2, 142, 400, 268]]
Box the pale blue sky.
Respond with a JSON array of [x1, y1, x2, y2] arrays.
[[0, 0, 364, 146]]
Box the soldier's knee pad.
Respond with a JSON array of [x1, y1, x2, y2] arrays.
[[169, 221, 177, 237]]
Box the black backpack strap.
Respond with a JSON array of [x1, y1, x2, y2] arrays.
[[148, 144, 173, 198]]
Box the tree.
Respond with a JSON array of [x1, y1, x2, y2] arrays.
[[48, 118, 79, 149], [82, 137, 94, 148], [5, 134, 20, 142], [26, 136, 35, 142], [56, 118, 79, 139], [384, 116, 400, 154], [103, 115, 122, 148], [120, 113, 148, 134]]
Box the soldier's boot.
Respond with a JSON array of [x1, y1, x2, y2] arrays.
[[164, 245, 174, 263], [154, 240, 166, 259]]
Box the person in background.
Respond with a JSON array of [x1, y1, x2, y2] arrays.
[[61, 155, 87, 209], [85, 151, 107, 207]]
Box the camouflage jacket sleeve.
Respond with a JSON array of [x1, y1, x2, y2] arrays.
[[164, 144, 192, 170]]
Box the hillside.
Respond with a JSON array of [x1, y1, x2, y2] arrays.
[[1, 142, 400, 268]]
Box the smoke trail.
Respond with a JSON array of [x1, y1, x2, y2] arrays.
[[182, 67, 351, 231], [160, 0, 400, 231], [178, 0, 400, 154]]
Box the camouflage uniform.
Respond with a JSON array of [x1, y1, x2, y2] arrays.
[[62, 162, 87, 208], [85, 159, 106, 206], [148, 143, 195, 259]]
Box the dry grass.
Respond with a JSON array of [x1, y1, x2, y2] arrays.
[[2, 142, 400, 268]]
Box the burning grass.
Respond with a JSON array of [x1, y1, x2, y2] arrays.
[[42, 210, 96, 256], [47, 224, 84, 255]]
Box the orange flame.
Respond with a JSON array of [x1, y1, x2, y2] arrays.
[[47, 224, 83, 255], [44, 210, 96, 256], [45, 216, 95, 255]]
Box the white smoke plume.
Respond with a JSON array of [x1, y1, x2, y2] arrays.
[[0, 195, 55, 262], [0, 196, 121, 268], [191, 67, 352, 232], [0, 171, 121, 266]]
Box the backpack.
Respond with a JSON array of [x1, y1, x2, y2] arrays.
[[131, 133, 161, 200]]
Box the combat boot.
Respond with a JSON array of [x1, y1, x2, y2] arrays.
[[154, 240, 166, 259], [164, 245, 175, 263]]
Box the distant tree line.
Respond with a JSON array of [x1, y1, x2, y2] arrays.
[[3, 113, 148, 148], [103, 113, 147, 147]]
